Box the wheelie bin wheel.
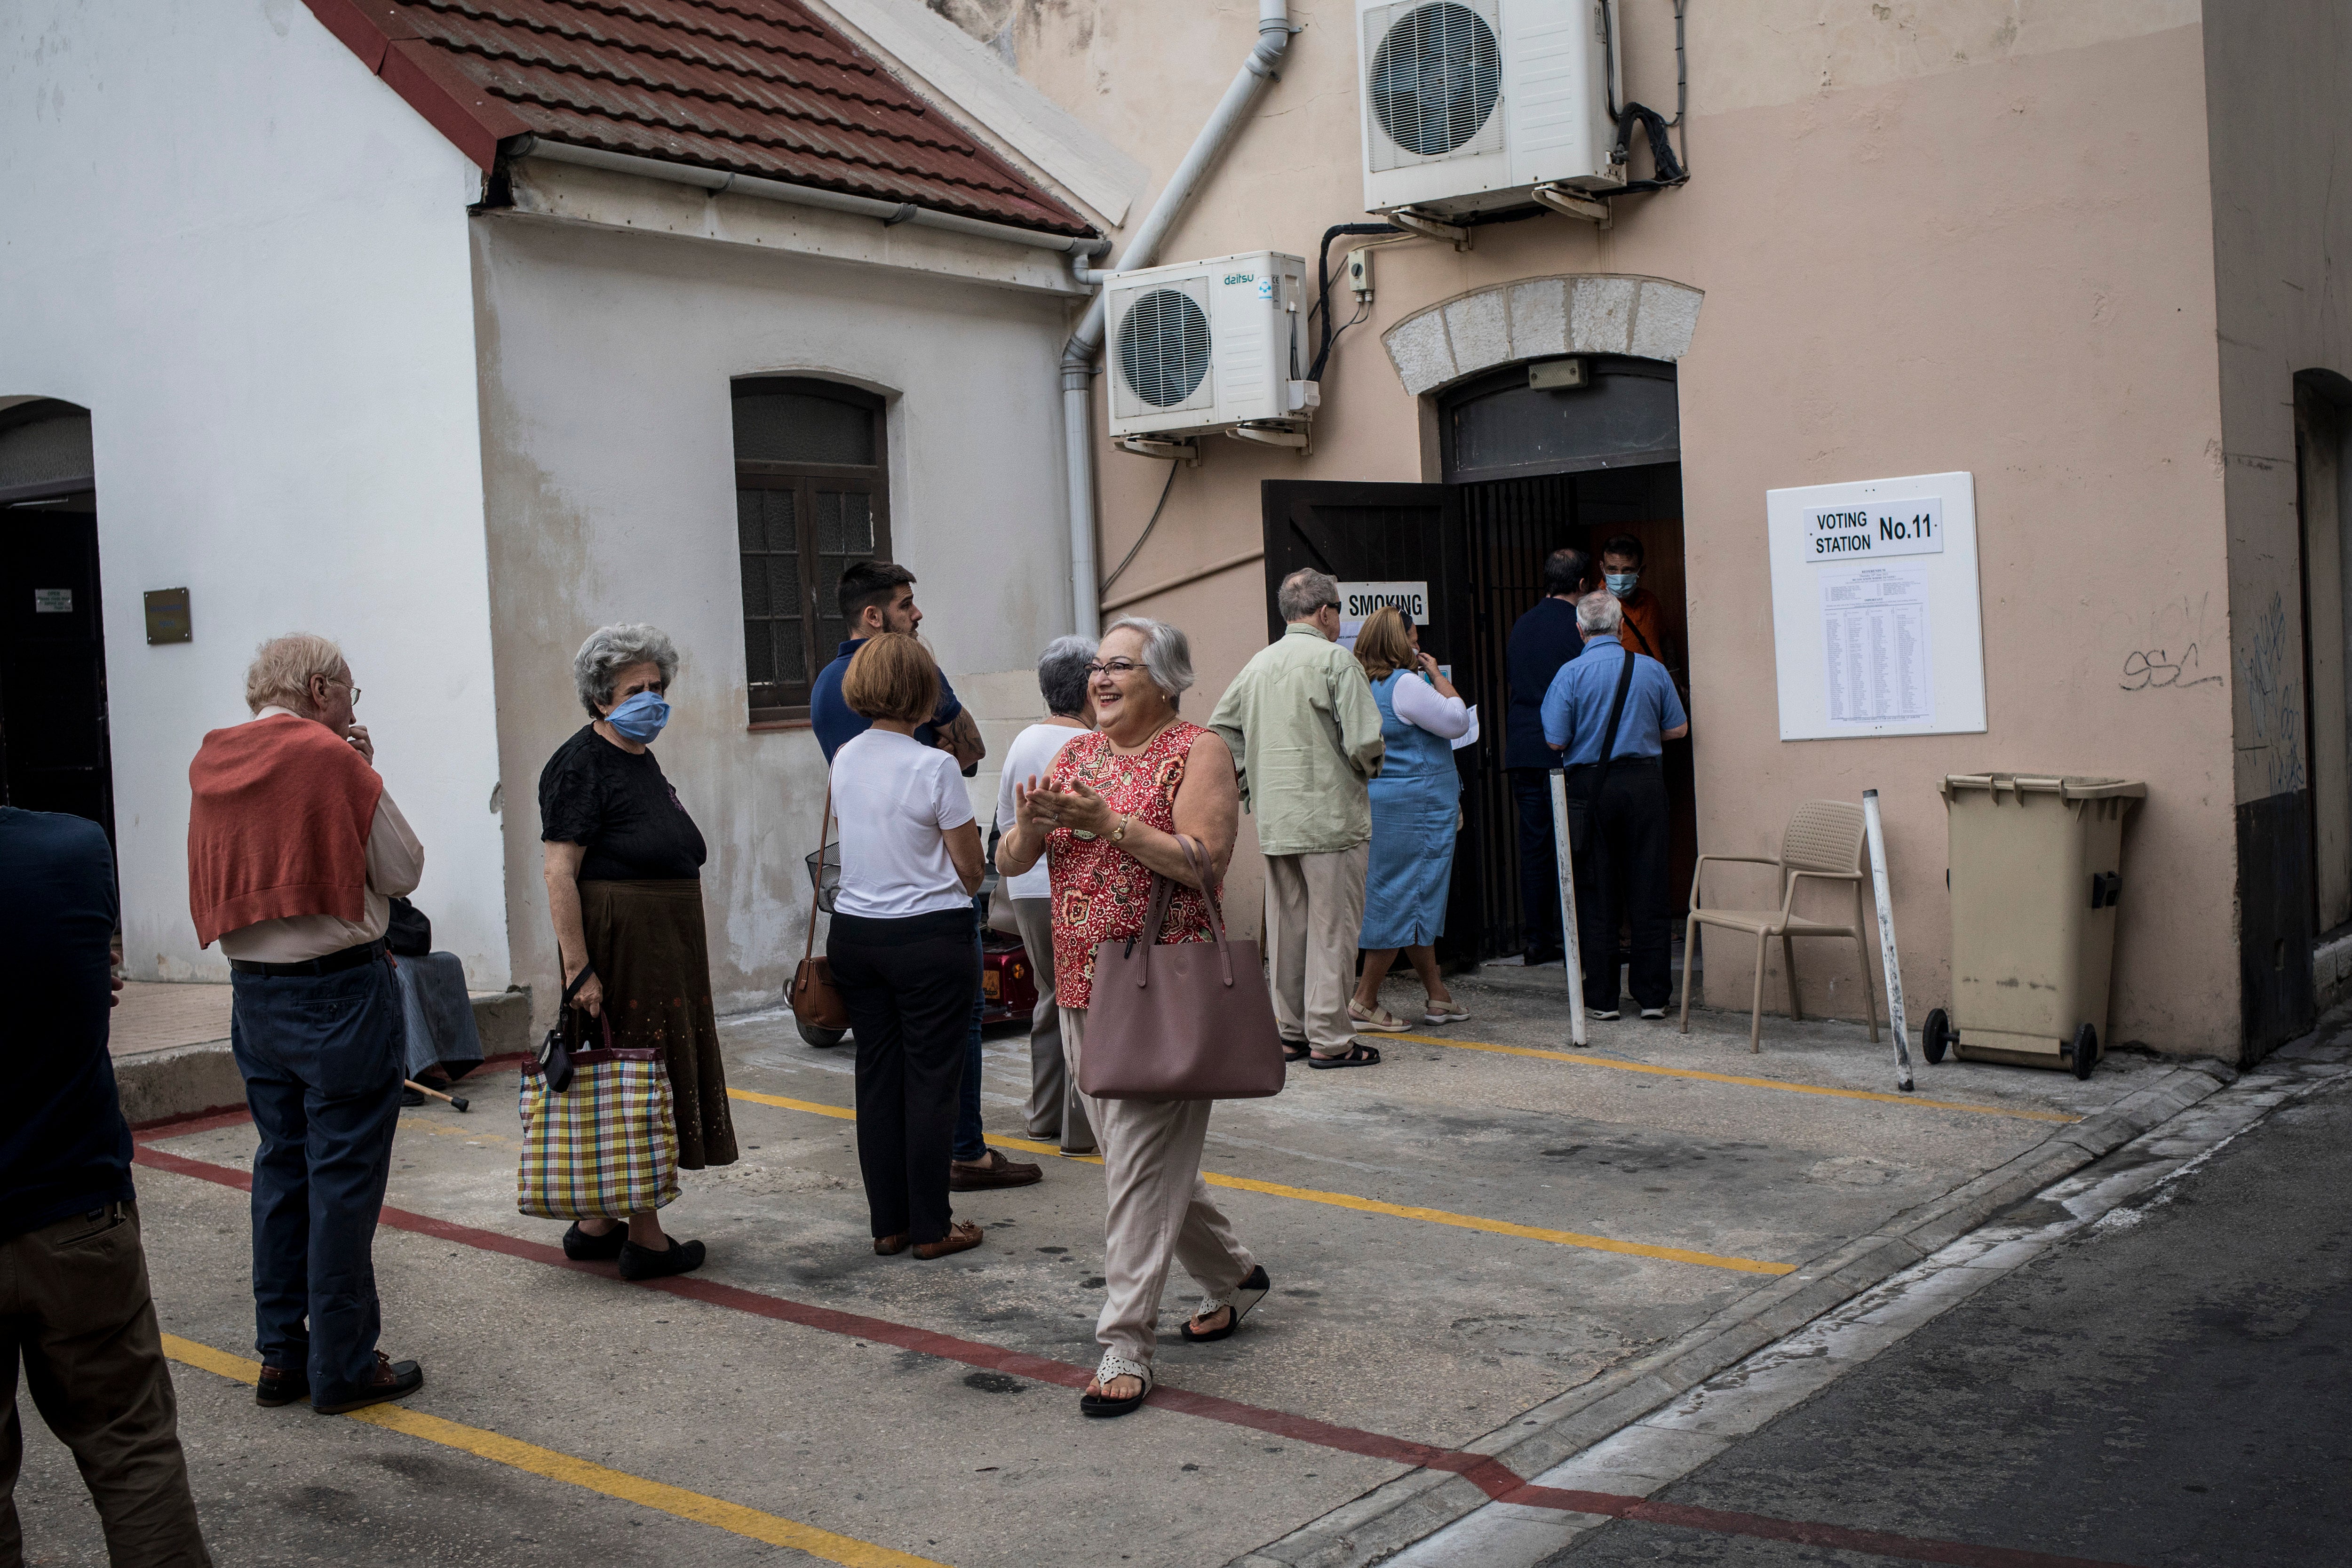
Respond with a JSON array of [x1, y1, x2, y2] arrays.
[[2069, 1022, 2098, 1080], [798, 1022, 849, 1048], [1921, 1008, 1952, 1066]]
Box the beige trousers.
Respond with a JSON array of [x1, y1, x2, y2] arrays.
[[1012, 898, 1092, 1151], [1061, 1006, 1256, 1366], [1263, 843, 1370, 1053]]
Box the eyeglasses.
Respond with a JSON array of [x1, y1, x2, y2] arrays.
[[318, 677, 360, 705], [1085, 660, 1142, 677], [1317, 602, 1341, 614]]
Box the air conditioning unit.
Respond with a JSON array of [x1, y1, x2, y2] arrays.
[[1104, 251, 1317, 453], [1358, 0, 1621, 218]]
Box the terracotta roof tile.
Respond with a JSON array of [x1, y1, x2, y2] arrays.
[[323, 0, 1095, 236]]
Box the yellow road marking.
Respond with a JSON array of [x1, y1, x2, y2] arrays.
[[1388, 1033, 2082, 1124], [162, 1334, 949, 1568], [725, 1089, 1791, 1276]]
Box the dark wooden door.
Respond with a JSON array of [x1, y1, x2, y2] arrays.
[[1258, 481, 1486, 969], [0, 509, 115, 839]]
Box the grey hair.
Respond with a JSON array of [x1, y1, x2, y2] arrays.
[[1277, 568, 1339, 623], [573, 623, 680, 718], [1575, 591, 1624, 636], [1036, 634, 1098, 717], [1103, 616, 1194, 710]]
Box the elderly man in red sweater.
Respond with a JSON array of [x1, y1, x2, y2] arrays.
[[187, 634, 425, 1415]]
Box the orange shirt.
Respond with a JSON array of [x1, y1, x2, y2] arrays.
[[1615, 588, 1669, 668]]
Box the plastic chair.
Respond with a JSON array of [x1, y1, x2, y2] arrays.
[[1680, 800, 1880, 1052]]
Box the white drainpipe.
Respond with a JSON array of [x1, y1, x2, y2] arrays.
[[1063, 0, 1295, 637]]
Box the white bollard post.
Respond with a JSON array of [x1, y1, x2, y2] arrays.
[[1861, 788, 1915, 1092], [1549, 769, 1587, 1048]]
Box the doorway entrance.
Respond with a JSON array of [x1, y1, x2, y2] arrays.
[[0, 399, 114, 840], [1258, 354, 1692, 964]]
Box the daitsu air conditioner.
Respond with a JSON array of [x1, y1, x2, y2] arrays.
[[1359, 0, 1621, 217], [1104, 251, 1316, 450]]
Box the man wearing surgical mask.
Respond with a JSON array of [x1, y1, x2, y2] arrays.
[[1598, 535, 1671, 675]]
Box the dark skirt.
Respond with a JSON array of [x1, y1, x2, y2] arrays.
[[571, 879, 739, 1170]]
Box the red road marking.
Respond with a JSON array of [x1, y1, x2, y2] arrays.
[[133, 1134, 2146, 1568]]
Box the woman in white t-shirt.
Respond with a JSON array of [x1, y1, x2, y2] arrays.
[[826, 634, 987, 1261], [991, 635, 1097, 1154]]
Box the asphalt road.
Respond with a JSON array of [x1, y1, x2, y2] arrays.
[[1536, 1077, 2352, 1568]]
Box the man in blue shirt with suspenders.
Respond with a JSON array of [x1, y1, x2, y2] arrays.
[[1541, 592, 1690, 1022]]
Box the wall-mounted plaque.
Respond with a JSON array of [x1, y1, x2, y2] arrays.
[[144, 588, 191, 645]]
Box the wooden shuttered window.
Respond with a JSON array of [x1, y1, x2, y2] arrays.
[[732, 378, 892, 723]]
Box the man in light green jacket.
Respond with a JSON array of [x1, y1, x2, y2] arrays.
[[1208, 569, 1387, 1067]]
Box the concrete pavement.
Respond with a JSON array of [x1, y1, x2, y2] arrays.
[[8, 970, 2246, 1567]]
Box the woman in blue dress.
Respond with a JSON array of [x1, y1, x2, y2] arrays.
[[1348, 607, 1475, 1032]]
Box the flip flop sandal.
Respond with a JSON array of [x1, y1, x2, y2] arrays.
[[1308, 1043, 1382, 1069], [1180, 1264, 1270, 1343], [1282, 1040, 1312, 1062], [1080, 1352, 1154, 1418]]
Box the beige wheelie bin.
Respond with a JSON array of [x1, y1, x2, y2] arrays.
[[1922, 774, 2146, 1079]]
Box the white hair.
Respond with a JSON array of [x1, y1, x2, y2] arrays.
[[1103, 616, 1195, 710], [1277, 568, 1339, 623], [574, 623, 680, 717], [1036, 634, 1098, 717], [1575, 592, 1623, 636]]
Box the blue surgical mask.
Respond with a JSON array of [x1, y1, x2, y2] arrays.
[[1605, 572, 1639, 598], [606, 690, 670, 742]]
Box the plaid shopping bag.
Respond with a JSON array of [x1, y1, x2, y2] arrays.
[[516, 1043, 682, 1221]]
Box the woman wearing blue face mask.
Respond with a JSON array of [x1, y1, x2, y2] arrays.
[[536, 623, 739, 1280]]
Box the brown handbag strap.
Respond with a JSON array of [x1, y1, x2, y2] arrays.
[[803, 780, 833, 967], [1129, 835, 1235, 990]]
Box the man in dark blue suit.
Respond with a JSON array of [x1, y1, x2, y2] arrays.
[[1503, 548, 1590, 964]]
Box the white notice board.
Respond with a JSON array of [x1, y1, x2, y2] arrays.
[[1335, 580, 1429, 651], [1766, 471, 1986, 740]]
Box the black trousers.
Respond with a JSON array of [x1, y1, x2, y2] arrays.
[[828, 908, 979, 1246], [1568, 758, 1673, 1012], [1510, 768, 1565, 960]]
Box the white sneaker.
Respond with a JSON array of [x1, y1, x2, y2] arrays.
[[1586, 1007, 1620, 1021], [1640, 1007, 1667, 1020]]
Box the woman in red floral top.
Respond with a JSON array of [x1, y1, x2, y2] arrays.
[[996, 617, 1270, 1419]]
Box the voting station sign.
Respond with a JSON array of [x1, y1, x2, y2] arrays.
[[1803, 495, 1944, 562]]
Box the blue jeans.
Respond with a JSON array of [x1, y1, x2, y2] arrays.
[[228, 955, 404, 1407], [953, 907, 986, 1163]]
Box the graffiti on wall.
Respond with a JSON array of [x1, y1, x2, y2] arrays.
[[2110, 593, 2225, 693], [2241, 591, 2307, 797]]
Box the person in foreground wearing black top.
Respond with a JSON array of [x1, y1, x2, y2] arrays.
[[0, 806, 211, 1565], [539, 624, 739, 1280], [1504, 546, 1590, 965]]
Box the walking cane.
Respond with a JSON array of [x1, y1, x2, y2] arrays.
[[1549, 770, 1587, 1048], [405, 1078, 470, 1112]]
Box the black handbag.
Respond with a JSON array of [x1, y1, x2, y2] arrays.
[[1562, 645, 1639, 860], [536, 967, 598, 1093], [386, 896, 432, 957]]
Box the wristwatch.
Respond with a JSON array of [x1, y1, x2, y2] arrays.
[[1109, 814, 1130, 844]]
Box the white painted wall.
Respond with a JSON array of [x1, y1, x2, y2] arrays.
[[472, 214, 1074, 1018], [0, 0, 508, 985]]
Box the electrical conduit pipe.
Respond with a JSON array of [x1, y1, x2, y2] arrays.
[[1061, 0, 1295, 638]]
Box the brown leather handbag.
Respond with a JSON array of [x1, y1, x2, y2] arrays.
[[1077, 836, 1286, 1102], [787, 783, 850, 1034]]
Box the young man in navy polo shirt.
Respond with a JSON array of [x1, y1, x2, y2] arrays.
[[809, 562, 1040, 1191]]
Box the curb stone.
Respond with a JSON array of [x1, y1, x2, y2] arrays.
[[1231, 1062, 2231, 1568]]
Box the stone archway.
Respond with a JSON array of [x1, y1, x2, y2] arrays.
[[1380, 273, 1705, 397]]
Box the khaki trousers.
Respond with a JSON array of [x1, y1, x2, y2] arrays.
[[1012, 898, 1093, 1151], [0, 1204, 210, 1568], [1263, 843, 1370, 1053], [1061, 1007, 1255, 1366]]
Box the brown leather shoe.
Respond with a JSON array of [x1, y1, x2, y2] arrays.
[[949, 1148, 1042, 1190], [874, 1234, 910, 1256], [255, 1363, 309, 1409], [312, 1351, 423, 1414], [912, 1221, 983, 1260]]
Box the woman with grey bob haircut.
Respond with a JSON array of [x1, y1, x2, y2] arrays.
[[535, 622, 737, 1282], [1102, 616, 1194, 708], [574, 624, 681, 719]]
